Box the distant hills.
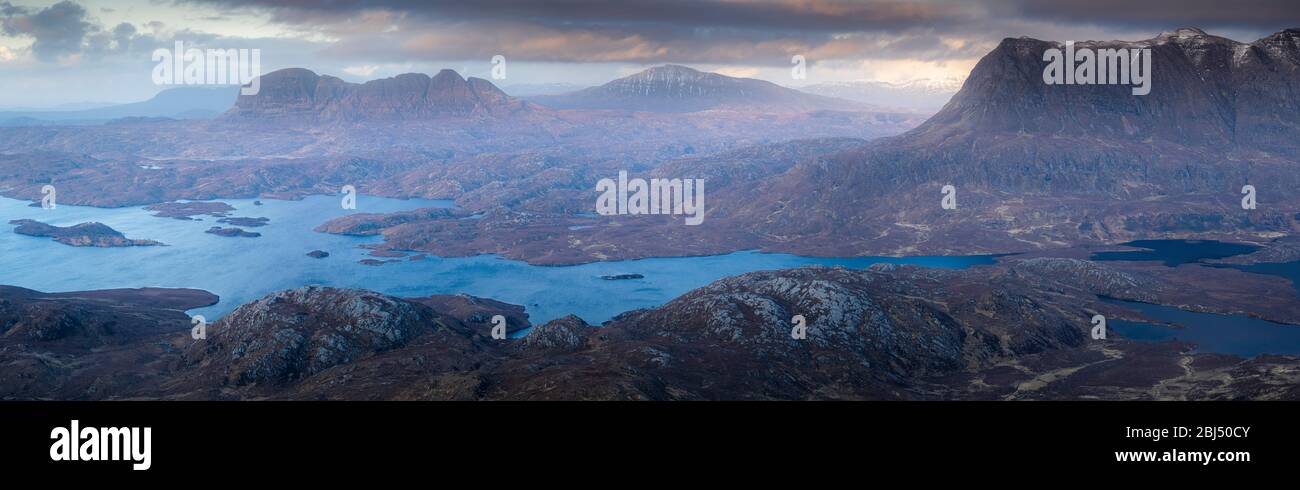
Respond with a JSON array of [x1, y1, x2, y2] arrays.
[[794, 78, 962, 111], [223, 64, 901, 120], [5, 65, 916, 125], [499, 82, 588, 97], [527, 64, 874, 113], [0, 86, 238, 126]]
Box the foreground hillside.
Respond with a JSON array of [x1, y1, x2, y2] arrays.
[[4, 251, 1298, 400]]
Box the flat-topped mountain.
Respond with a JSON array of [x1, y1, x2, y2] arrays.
[[529, 64, 870, 113], [224, 68, 533, 121]]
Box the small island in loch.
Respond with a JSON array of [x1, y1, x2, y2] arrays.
[[9, 219, 164, 247], [144, 201, 235, 219], [217, 217, 270, 227], [601, 273, 644, 280], [205, 226, 261, 238]]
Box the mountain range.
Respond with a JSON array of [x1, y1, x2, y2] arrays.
[[289, 27, 1300, 265], [3, 28, 1297, 261], [0, 64, 908, 128], [223, 68, 533, 121]]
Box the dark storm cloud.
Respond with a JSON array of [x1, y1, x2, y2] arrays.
[[183, 0, 994, 64], [189, 0, 1300, 37], [0, 0, 95, 60], [0, 0, 164, 62], [161, 0, 1300, 68], [188, 0, 974, 32], [1004, 0, 1300, 30]]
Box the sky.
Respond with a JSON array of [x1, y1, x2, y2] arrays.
[[0, 0, 1296, 107]]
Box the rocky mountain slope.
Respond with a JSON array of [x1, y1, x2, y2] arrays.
[[711, 28, 1300, 255], [529, 65, 870, 113], [0, 286, 215, 345]]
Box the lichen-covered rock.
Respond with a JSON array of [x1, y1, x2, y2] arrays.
[[185, 286, 437, 386]]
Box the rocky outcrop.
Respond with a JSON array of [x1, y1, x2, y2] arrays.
[[181, 286, 439, 386], [521, 315, 589, 352], [407, 294, 529, 335]]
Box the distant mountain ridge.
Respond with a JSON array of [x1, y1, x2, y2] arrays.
[[528, 64, 874, 113], [0, 87, 238, 126], [224, 68, 533, 121], [795, 78, 962, 111]]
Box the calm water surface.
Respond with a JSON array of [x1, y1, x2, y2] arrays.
[[1106, 298, 1300, 356], [0, 196, 996, 324]]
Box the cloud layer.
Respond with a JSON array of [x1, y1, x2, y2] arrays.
[[178, 0, 1296, 64], [0, 0, 1295, 106]]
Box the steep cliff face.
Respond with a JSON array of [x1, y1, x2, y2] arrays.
[[919, 27, 1300, 151], [224, 68, 533, 121], [698, 28, 1300, 256]]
